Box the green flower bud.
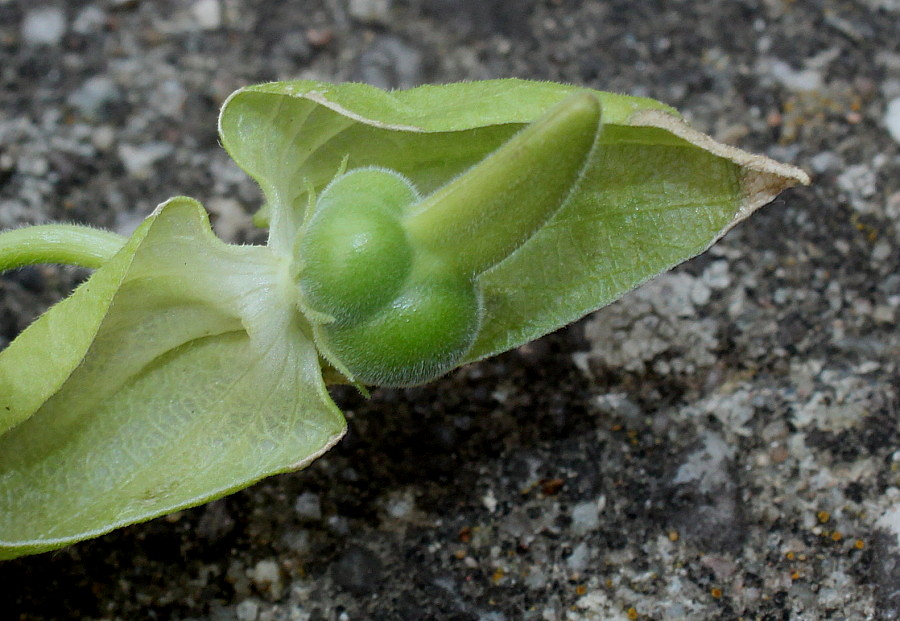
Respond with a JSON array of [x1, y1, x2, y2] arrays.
[[320, 272, 480, 386], [294, 94, 603, 386], [298, 168, 417, 321]]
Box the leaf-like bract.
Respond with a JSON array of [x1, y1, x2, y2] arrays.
[[0, 199, 345, 559]]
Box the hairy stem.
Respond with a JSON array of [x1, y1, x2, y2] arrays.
[[0, 224, 128, 273], [404, 92, 602, 277]]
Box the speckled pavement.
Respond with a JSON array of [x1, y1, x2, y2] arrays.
[[1, 1, 898, 619]]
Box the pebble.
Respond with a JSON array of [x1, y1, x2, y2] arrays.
[[885, 98, 900, 144], [293, 492, 322, 521], [570, 499, 600, 535], [836, 164, 878, 213], [872, 240, 891, 263], [524, 566, 548, 589], [566, 541, 591, 572], [768, 58, 823, 92], [21, 8, 66, 46], [672, 432, 734, 492], [149, 80, 188, 118], [118, 142, 174, 178], [701, 260, 731, 290], [809, 150, 843, 175], [68, 76, 121, 120], [501, 503, 560, 544], [651, 273, 706, 317], [249, 559, 283, 599], [192, 0, 223, 30], [235, 599, 260, 621], [72, 6, 107, 35], [91, 125, 116, 151], [348, 0, 392, 25], [384, 491, 415, 519], [876, 503, 900, 546]]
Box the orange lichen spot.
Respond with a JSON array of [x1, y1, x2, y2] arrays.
[[785, 551, 795, 560], [710, 587, 723, 599], [791, 571, 802, 581], [817, 511, 831, 524], [611, 424, 623, 432], [540, 478, 565, 495], [575, 584, 587, 596], [854, 539, 866, 550], [458, 527, 472, 543], [626, 607, 639, 620], [831, 531, 843, 542], [453, 549, 467, 560], [668, 530, 680, 542], [491, 568, 505, 584]]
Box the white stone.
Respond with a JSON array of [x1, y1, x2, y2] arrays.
[[249, 559, 282, 597], [235, 599, 260, 621], [837, 164, 877, 198], [150, 80, 188, 118], [885, 98, 900, 144], [570, 500, 600, 535], [192, 0, 222, 30], [876, 503, 900, 547], [384, 490, 415, 519], [73, 6, 106, 35], [482, 488, 498, 513], [21, 8, 66, 46], [702, 260, 731, 290], [673, 431, 734, 493], [91, 126, 116, 151], [68, 76, 120, 119], [118, 142, 174, 178], [566, 542, 591, 572], [769, 58, 823, 92], [348, 0, 391, 24], [524, 566, 547, 589], [293, 492, 322, 521], [809, 151, 843, 174]]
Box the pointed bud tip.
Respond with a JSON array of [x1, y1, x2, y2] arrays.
[[545, 91, 603, 135]]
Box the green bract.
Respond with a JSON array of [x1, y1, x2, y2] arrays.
[[0, 79, 809, 559]]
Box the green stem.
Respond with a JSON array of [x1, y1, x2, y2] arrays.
[[404, 92, 602, 277], [0, 224, 128, 273]]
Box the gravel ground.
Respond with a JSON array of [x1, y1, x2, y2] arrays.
[[1, 1, 899, 619]]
